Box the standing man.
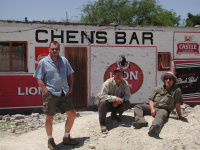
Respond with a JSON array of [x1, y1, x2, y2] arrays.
[[33, 41, 79, 150], [96, 67, 131, 133], [132, 71, 187, 137]]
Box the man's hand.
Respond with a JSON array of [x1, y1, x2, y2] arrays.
[[151, 108, 156, 117], [67, 74, 73, 96], [115, 97, 123, 104], [112, 97, 123, 107], [149, 100, 156, 116], [112, 101, 118, 107], [67, 88, 72, 96], [179, 115, 188, 121]]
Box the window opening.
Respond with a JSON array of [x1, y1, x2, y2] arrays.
[[0, 41, 27, 71], [158, 52, 173, 71]]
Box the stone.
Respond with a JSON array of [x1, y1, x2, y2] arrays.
[[102, 134, 107, 138], [32, 117, 38, 122], [31, 113, 39, 118], [76, 112, 80, 117], [14, 122, 19, 126], [88, 144, 96, 149], [39, 119, 45, 124], [5, 117, 11, 122], [11, 128, 16, 133], [13, 114, 25, 120]]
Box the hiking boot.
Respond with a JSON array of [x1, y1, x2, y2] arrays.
[[48, 138, 59, 150], [63, 135, 79, 145], [111, 112, 122, 122], [100, 121, 108, 134], [148, 124, 161, 137], [132, 121, 148, 129]]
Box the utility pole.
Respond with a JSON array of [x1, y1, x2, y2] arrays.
[[66, 11, 68, 22]]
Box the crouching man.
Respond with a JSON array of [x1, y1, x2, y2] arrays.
[[96, 67, 131, 133], [132, 71, 187, 137]]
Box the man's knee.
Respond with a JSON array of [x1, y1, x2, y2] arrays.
[[66, 110, 77, 119], [156, 109, 169, 120], [98, 99, 108, 105], [134, 103, 150, 110], [46, 116, 54, 123], [134, 104, 143, 110], [98, 99, 109, 109]]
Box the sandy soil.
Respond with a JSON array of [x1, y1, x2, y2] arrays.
[[0, 106, 200, 150]]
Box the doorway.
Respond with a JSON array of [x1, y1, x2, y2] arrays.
[[65, 47, 87, 109]]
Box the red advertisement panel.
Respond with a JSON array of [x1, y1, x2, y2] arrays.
[[35, 47, 49, 70], [0, 75, 42, 109]]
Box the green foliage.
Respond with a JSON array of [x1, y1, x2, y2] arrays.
[[0, 120, 14, 130], [80, 0, 181, 26], [57, 116, 62, 120], [80, 0, 133, 24], [0, 120, 25, 131], [186, 13, 200, 27]]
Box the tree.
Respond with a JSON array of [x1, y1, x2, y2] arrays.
[[132, 0, 180, 26], [186, 13, 200, 27], [80, 0, 181, 26], [80, 0, 133, 24]]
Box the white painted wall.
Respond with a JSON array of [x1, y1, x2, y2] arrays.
[[0, 21, 200, 106]]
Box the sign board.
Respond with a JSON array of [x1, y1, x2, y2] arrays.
[[35, 47, 49, 70], [174, 32, 200, 59], [0, 75, 42, 109], [104, 62, 143, 94], [175, 61, 200, 102], [90, 46, 157, 104]]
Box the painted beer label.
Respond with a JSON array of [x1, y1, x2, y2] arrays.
[[104, 56, 143, 94], [177, 36, 199, 55]]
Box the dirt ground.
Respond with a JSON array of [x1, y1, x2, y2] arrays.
[[0, 106, 200, 150]]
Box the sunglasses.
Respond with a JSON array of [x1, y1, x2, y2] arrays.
[[164, 77, 173, 81], [50, 48, 59, 51]]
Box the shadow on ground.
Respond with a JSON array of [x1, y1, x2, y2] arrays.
[[57, 136, 90, 150], [105, 114, 134, 131]]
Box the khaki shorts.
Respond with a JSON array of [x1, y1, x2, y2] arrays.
[[42, 91, 74, 116]]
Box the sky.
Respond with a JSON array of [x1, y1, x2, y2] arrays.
[[0, 0, 199, 22]]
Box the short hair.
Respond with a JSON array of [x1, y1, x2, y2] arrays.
[[49, 41, 60, 48]]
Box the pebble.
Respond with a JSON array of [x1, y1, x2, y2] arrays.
[[13, 114, 25, 120], [11, 128, 16, 133], [102, 134, 107, 138], [5, 117, 10, 122], [76, 112, 80, 117], [88, 144, 96, 149], [31, 113, 39, 118]]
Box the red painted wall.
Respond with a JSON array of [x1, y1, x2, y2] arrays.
[[0, 75, 42, 108]]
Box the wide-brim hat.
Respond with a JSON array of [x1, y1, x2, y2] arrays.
[[161, 71, 178, 83]]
